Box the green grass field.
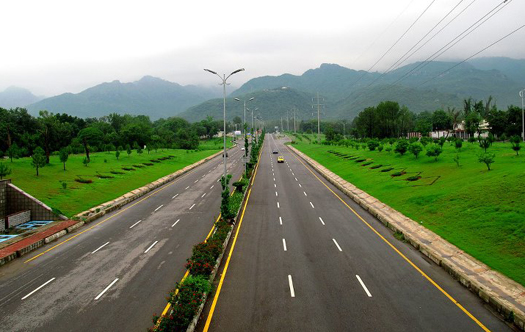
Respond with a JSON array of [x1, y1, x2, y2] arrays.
[[2, 140, 230, 217], [292, 140, 525, 286]]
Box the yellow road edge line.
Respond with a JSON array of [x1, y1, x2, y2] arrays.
[[203, 140, 264, 332], [155, 169, 244, 328], [24, 152, 230, 264], [287, 146, 490, 332]]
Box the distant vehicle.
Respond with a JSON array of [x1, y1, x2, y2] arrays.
[[241, 147, 245, 151], [277, 156, 284, 163], [272, 150, 278, 154]]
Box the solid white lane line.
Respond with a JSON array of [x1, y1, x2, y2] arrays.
[[21, 278, 56, 300], [144, 241, 159, 254], [154, 205, 163, 212], [310, 202, 315, 209], [172, 194, 179, 199], [282, 238, 287, 251], [189, 203, 196, 210], [172, 219, 180, 227], [332, 239, 343, 252], [202, 193, 206, 198], [95, 278, 119, 300], [91, 242, 110, 254], [210, 185, 214, 190], [356, 275, 372, 297], [185, 186, 190, 190], [279, 217, 283, 225], [129, 220, 142, 229], [277, 202, 280, 209], [303, 191, 307, 196], [275, 192, 278, 197], [288, 275, 295, 298], [319, 217, 325, 225], [298, 183, 302, 188]]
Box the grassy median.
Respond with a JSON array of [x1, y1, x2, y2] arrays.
[[4, 142, 231, 217], [292, 140, 525, 286]]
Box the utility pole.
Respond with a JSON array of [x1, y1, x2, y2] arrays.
[[520, 89, 525, 141], [281, 117, 283, 133], [286, 110, 290, 132], [293, 107, 297, 133], [312, 92, 324, 143]]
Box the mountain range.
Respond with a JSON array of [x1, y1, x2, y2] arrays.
[[4, 57, 525, 121]]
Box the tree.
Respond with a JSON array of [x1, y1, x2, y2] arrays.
[[432, 110, 452, 132], [137, 146, 143, 155], [455, 139, 463, 151], [38, 111, 60, 164], [77, 127, 103, 162], [367, 140, 379, 151], [83, 157, 90, 167], [59, 147, 69, 171], [31, 147, 46, 176], [116, 150, 121, 160], [0, 162, 11, 179], [126, 144, 132, 157], [408, 142, 423, 159], [465, 112, 481, 138], [7, 142, 19, 162], [394, 140, 409, 156], [478, 153, 495, 171], [510, 135, 521, 156], [479, 138, 491, 152], [426, 145, 443, 161]]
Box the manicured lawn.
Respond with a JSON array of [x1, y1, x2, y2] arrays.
[[293, 140, 525, 286], [3, 144, 227, 217]]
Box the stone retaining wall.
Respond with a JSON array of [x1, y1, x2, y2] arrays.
[[6, 210, 30, 228], [288, 145, 525, 331], [7, 183, 66, 221]]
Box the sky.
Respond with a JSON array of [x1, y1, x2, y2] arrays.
[[1, 0, 524, 97]]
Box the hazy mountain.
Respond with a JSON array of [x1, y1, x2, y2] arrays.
[[469, 57, 525, 85], [197, 59, 522, 121], [27, 76, 222, 119], [0, 86, 44, 109]]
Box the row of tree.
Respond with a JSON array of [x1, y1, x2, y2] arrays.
[[349, 98, 523, 139], [0, 108, 229, 164]]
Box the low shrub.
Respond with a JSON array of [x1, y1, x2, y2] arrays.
[[406, 176, 421, 181], [381, 167, 394, 172], [75, 177, 93, 184], [110, 170, 125, 175], [133, 164, 145, 168], [97, 174, 115, 179], [143, 162, 154, 166], [355, 159, 366, 163], [150, 159, 161, 163], [361, 161, 373, 166], [370, 164, 383, 169], [122, 167, 135, 171], [391, 171, 406, 177]]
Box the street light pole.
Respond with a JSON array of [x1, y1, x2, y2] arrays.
[[234, 97, 254, 175], [204, 68, 245, 184], [520, 89, 525, 142]]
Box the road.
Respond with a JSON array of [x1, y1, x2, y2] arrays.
[[199, 134, 511, 332], [0, 144, 246, 332]]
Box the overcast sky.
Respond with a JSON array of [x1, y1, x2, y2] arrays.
[[1, 0, 524, 96]]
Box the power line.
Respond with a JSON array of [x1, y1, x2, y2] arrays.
[[391, 0, 511, 85], [421, 24, 525, 86], [366, 0, 466, 87], [351, 0, 436, 87]]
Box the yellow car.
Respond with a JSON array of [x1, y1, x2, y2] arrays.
[[277, 156, 284, 163]]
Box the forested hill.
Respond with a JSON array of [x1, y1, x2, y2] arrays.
[[0, 87, 43, 109], [26, 76, 222, 120]]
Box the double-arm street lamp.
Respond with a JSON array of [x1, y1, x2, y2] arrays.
[[234, 97, 254, 139], [247, 107, 259, 137], [204, 68, 245, 183]]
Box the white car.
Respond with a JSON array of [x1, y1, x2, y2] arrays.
[[241, 147, 245, 150]]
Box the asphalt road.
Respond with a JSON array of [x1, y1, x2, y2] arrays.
[[199, 134, 512, 332], [0, 144, 246, 332]]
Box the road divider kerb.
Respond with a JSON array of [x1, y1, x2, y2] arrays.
[[287, 144, 525, 331]]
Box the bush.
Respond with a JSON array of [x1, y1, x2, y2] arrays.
[[510, 135, 521, 156], [391, 171, 406, 177], [420, 137, 432, 147], [377, 145, 384, 152], [426, 145, 443, 161], [455, 139, 463, 150], [478, 153, 495, 171], [370, 164, 383, 169], [361, 161, 373, 166], [408, 142, 423, 159], [468, 136, 476, 143], [75, 177, 93, 184], [479, 138, 491, 152], [394, 140, 409, 155], [381, 167, 394, 172], [110, 170, 125, 174], [406, 176, 421, 181], [232, 179, 248, 193], [0, 162, 12, 180], [367, 140, 379, 151], [122, 167, 135, 171]]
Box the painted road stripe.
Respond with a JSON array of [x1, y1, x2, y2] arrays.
[[202, 193, 206, 198], [129, 220, 142, 229], [275, 192, 278, 197], [194, 179, 199, 183], [172, 194, 179, 199], [274, 184, 276, 188], [295, 177, 298, 181], [21, 278, 56, 300], [310, 202, 315, 209], [95, 278, 119, 300], [185, 186, 190, 190], [144, 241, 159, 254], [333, 239, 343, 251], [189, 203, 196, 210], [154, 205, 163, 212], [277, 202, 280, 209], [319, 217, 325, 225], [303, 191, 307, 196], [282, 238, 287, 251], [279, 217, 283, 225], [356, 275, 372, 297], [172, 219, 180, 227], [298, 183, 302, 188], [288, 275, 295, 298], [92, 242, 110, 254], [210, 185, 214, 190]]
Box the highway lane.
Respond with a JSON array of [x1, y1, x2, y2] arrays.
[[0, 144, 245, 332], [199, 134, 511, 332]]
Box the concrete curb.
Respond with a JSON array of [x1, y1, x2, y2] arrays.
[[288, 144, 525, 331], [0, 150, 224, 268]]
